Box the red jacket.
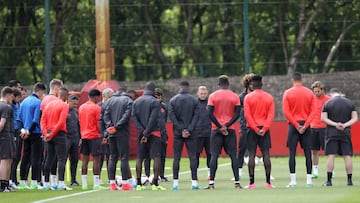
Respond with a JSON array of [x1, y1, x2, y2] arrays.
[[244, 89, 274, 133], [41, 98, 69, 139], [79, 100, 101, 140], [282, 84, 315, 128]]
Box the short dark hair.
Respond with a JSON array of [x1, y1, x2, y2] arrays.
[[1, 86, 14, 98], [179, 81, 190, 87], [145, 81, 156, 91], [12, 88, 21, 97], [33, 82, 46, 92], [292, 72, 302, 82], [218, 75, 230, 87], [89, 89, 101, 98], [154, 88, 163, 96], [68, 94, 79, 101], [250, 75, 263, 89], [8, 80, 21, 88]]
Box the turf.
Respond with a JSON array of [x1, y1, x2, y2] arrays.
[[2, 156, 360, 203]]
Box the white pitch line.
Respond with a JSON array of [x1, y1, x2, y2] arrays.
[[32, 190, 98, 203], [32, 162, 231, 203]]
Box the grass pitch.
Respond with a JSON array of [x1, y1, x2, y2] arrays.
[[2, 156, 360, 203]]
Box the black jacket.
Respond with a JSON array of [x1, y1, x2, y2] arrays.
[[169, 89, 199, 137], [132, 90, 163, 138], [194, 98, 211, 137], [66, 108, 80, 139], [239, 88, 248, 134], [103, 92, 133, 137]]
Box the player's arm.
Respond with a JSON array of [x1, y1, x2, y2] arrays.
[[244, 99, 258, 132], [115, 100, 132, 129], [304, 94, 316, 128], [343, 111, 358, 128], [263, 97, 275, 132], [282, 93, 299, 128], [187, 100, 199, 132], [168, 99, 184, 130], [208, 105, 221, 129], [144, 101, 161, 137], [0, 117, 7, 132], [225, 105, 240, 128], [131, 103, 145, 133]]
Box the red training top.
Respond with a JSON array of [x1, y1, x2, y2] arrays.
[[244, 89, 274, 133], [40, 94, 58, 111], [41, 98, 69, 139], [208, 89, 240, 130], [79, 100, 101, 140], [282, 83, 315, 128], [310, 94, 330, 128]]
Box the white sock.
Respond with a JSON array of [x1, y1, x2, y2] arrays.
[[209, 180, 215, 185], [207, 168, 210, 177], [129, 177, 136, 186], [58, 181, 65, 188], [173, 179, 179, 187], [31, 180, 37, 185], [191, 180, 198, 186], [109, 180, 116, 184], [44, 182, 50, 187], [82, 175, 87, 187], [306, 174, 313, 185], [20, 180, 26, 185], [94, 175, 100, 187], [42, 175, 45, 184], [290, 173, 296, 185], [239, 168, 242, 177], [313, 165, 318, 175], [50, 175, 57, 186]]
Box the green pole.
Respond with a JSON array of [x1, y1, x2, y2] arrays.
[[45, 0, 51, 85], [243, 0, 250, 74]]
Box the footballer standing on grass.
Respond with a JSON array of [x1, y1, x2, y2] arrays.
[[321, 88, 358, 187], [205, 75, 241, 190]]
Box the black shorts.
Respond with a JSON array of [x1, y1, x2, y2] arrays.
[[80, 138, 102, 156], [0, 136, 16, 160], [210, 129, 237, 156], [197, 136, 210, 154], [286, 123, 311, 150], [310, 128, 325, 150], [247, 129, 271, 152], [325, 129, 353, 156], [138, 135, 162, 159]]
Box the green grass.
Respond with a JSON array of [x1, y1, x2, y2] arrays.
[[2, 156, 360, 203]]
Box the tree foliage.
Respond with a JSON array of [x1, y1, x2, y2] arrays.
[[0, 0, 359, 85]]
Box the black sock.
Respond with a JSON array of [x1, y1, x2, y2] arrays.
[[266, 173, 270, 184], [347, 174, 352, 182], [0, 180, 5, 190], [5, 180, 9, 188], [327, 172, 333, 182], [153, 178, 158, 186], [250, 175, 255, 184], [137, 178, 142, 186]]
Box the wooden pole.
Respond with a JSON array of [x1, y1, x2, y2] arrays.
[[95, 0, 114, 81]]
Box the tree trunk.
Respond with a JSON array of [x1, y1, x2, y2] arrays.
[[144, 0, 178, 78], [322, 21, 360, 73], [287, 0, 324, 77]]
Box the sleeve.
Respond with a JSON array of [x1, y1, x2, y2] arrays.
[[187, 99, 199, 132], [263, 96, 275, 132], [40, 108, 48, 135], [131, 102, 145, 133], [282, 91, 299, 128], [304, 94, 316, 128], [244, 96, 258, 132], [103, 101, 113, 128], [114, 99, 132, 129], [208, 106, 222, 128], [144, 100, 161, 137], [168, 98, 184, 130], [29, 101, 41, 132]]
